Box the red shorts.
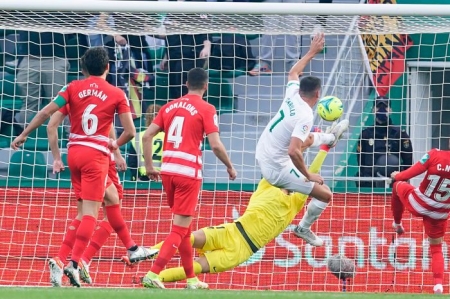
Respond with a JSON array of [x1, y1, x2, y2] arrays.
[[394, 181, 448, 238], [68, 146, 109, 202], [161, 174, 201, 216], [106, 160, 124, 200]]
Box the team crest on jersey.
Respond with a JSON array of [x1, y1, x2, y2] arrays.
[[213, 114, 218, 127], [420, 153, 429, 164], [301, 124, 309, 134]]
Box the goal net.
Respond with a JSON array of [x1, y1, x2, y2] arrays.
[[0, 0, 449, 293]]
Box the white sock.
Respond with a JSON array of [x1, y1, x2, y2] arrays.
[[299, 198, 329, 229], [311, 133, 335, 147]]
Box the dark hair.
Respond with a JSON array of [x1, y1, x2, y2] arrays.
[[80, 47, 109, 76], [299, 76, 322, 98], [145, 104, 162, 127], [187, 68, 208, 91]]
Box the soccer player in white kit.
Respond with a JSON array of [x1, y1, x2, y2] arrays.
[[255, 33, 349, 246]]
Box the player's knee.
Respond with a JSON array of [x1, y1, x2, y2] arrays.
[[321, 185, 333, 203], [104, 185, 120, 205], [429, 237, 443, 245]]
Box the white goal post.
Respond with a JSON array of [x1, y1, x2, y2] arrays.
[[0, 1, 449, 35], [1, 0, 450, 293]]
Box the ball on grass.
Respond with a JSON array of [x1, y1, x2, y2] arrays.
[[327, 254, 356, 280]]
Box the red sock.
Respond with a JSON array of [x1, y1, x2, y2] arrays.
[[82, 220, 113, 264], [178, 227, 195, 279], [430, 243, 444, 285], [105, 204, 135, 249], [58, 218, 81, 261], [71, 215, 97, 264], [391, 182, 404, 224], [151, 225, 188, 275]]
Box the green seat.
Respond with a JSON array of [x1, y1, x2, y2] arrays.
[[0, 135, 10, 149], [8, 150, 47, 178]]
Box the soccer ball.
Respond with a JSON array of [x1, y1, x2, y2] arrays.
[[317, 96, 344, 121]]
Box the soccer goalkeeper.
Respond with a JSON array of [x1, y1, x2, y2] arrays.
[[123, 128, 338, 289]]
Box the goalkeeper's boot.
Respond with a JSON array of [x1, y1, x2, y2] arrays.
[[328, 119, 349, 148], [186, 277, 209, 290], [122, 247, 159, 266], [63, 261, 82, 287], [293, 226, 324, 247], [142, 271, 165, 289], [392, 222, 405, 235], [48, 257, 64, 287], [79, 259, 92, 284], [434, 284, 444, 294]]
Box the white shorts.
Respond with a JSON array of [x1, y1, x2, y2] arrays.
[[258, 160, 315, 195]]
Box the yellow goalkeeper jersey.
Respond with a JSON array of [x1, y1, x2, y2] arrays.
[[237, 178, 308, 249]]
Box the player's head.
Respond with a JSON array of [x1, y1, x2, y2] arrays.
[[299, 76, 322, 104], [373, 96, 392, 125], [80, 47, 110, 77], [145, 104, 162, 127], [186, 68, 208, 94]]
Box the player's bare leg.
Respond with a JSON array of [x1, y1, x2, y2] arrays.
[[293, 120, 349, 246], [49, 200, 83, 287], [391, 181, 406, 235], [293, 181, 332, 246]]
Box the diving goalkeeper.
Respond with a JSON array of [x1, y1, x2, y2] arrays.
[[123, 128, 337, 289]]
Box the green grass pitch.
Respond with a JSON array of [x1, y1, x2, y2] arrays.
[[0, 288, 438, 299]]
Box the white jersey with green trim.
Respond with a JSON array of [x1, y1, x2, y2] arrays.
[[255, 80, 314, 169]]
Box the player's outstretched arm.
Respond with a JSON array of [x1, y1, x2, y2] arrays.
[[47, 110, 66, 174], [11, 102, 61, 150], [287, 33, 325, 82], [142, 123, 162, 181], [207, 132, 237, 180], [392, 160, 427, 182]]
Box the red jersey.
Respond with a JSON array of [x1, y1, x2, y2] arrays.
[[396, 149, 450, 220], [59, 104, 118, 162], [58, 77, 130, 154], [153, 94, 219, 180]]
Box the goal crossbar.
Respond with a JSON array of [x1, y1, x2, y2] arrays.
[[0, 1, 449, 35], [0, 1, 449, 16]]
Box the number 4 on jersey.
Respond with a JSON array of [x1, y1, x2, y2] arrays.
[[167, 116, 184, 148]]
